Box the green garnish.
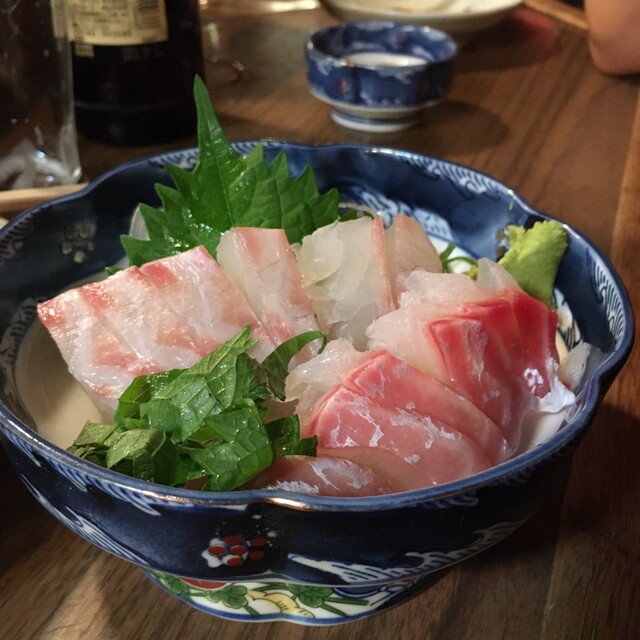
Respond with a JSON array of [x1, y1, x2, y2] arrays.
[[438, 221, 568, 307], [498, 220, 568, 306], [68, 328, 323, 491], [122, 76, 341, 266], [439, 242, 479, 275]]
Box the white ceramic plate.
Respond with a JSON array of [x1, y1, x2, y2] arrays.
[[320, 0, 524, 42]]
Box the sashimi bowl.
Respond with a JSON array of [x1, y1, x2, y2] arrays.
[[0, 142, 632, 626]]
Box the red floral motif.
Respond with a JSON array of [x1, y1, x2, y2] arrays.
[[203, 534, 269, 567], [180, 577, 226, 589]]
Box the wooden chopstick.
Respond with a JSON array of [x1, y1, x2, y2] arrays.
[[0, 182, 89, 216], [523, 0, 588, 31]]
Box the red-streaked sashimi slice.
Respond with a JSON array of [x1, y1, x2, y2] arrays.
[[428, 317, 527, 452], [241, 453, 397, 496], [317, 446, 430, 492], [285, 339, 370, 427], [365, 301, 451, 383], [308, 385, 491, 487], [295, 217, 395, 349], [37, 288, 159, 415], [78, 268, 204, 369], [343, 350, 510, 464], [217, 227, 320, 363], [385, 214, 442, 303], [366, 271, 500, 381], [505, 288, 560, 398], [139, 245, 275, 362]]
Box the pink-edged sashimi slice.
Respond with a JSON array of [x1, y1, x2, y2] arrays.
[[241, 451, 399, 496], [285, 338, 370, 427], [294, 216, 395, 350], [307, 384, 492, 487], [139, 245, 275, 362], [38, 246, 277, 416], [37, 287, 159, 415], [384, 214, 442, 304], [217, 227, 321, 364], [342, 350, 510, 464]]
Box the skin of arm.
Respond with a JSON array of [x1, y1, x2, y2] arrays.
[[584, 0, 640, 75]]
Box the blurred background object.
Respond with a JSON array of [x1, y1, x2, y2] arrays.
[[0, 0, 82, 191], [68, 0, 204, 146], [318, 0, 524, 43]]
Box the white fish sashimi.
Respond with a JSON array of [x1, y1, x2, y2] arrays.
[[38, 246, 278, 417], [285, 339, 370, 426], [37, 289, 156, 415], [79, 267, 204, 369], [217, 227, 320, 363], [398, 269, 494, 307], [385, 214, 442, 303], [475, 257, 521, 292], [295, 217, 395, 350], [140, 245, 275, 362]]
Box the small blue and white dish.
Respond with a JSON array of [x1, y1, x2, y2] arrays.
[[0, 143, 633, 625], [306, 22, 457, 132]]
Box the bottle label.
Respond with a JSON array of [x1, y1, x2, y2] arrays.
[[66, 0, 169, 46]]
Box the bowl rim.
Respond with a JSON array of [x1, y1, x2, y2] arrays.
[[0, 141, 634, 513], [307, 21, 458, 70]]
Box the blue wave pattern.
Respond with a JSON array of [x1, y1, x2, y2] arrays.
[[3, 429, 42, 467], [0, 215, 35, 265], [589, 251, 627, 350], [0, 298, 39, 398], [21, 475, 148, 565], [288, 520, 523, 584]]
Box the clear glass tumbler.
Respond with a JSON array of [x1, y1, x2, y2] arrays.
[[0, 0, 82, 190]]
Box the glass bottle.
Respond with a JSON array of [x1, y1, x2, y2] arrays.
[[67, 0, 204, 146]]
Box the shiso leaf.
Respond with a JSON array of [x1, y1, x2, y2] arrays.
[[121, 76, 341, 266], [68, 327, 319, 491]]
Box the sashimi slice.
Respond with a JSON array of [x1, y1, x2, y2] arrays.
[[217, 228, 320, 363], [365, 300, 451, 383], [476, 257, 521, 292], [398, 269, 494, 307], [38, 247, 278, 417], [428, 317, 527, 451], [37, 289, 158, 415], [241, 453, 397, 496], [139, 245, 275, 362], [343, 350, 510, 464], [385, 214, 442, 303], [504, 288, 560, 398], [295, 217, 395, 349], [285, 339, 370, 426], [308, 385, 491, 487], [317, 446, 431, 493], [367, 272, 572, 451], [78, 267, 204, 369]]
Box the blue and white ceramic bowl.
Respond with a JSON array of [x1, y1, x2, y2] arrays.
[[306, 22, 457, 132], [0, 143, 632, 626]]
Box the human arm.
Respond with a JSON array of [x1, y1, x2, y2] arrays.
[[584, 0, 640, 74]]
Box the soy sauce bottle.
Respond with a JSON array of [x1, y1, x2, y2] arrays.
[[67, 0, 204, 146]]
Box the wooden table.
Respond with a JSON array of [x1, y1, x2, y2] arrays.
[[2, 2, 639, 638]]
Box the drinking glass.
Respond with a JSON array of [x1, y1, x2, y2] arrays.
[[0, 0, 82, 190]]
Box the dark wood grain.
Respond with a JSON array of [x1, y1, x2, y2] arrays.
[[1, 3, 639, 639]]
